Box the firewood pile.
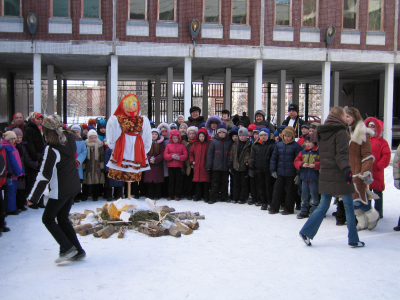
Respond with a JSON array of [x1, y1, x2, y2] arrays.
[[69, 198, 205, 239]]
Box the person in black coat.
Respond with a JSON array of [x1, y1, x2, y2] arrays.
[[27, 115, 85, 263], [23, 114, 46, 208], [206, 126, 232, 204], [269, 126, 303, 214], [281, 103, 305, 139], [249, 128, 276, 210]]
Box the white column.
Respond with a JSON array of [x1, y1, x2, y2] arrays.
[[56, 73, 62, 116], [248, 76, 255, 122], [184, 57, 192, 120], [224, 68, 232, 112], [292, 78, 299, 106], [33, 53, 41, 113], [254, 59, 263, 112], [321, 62, 331, 123], [167, 68, 173, 122], [110, 55, 118, 115], [47, 65, 54, 115], [155, 75, 161, 124], [202, 76, 209, 119], [379, 72, 385, 117], [383, 63, 394, 150], [106, 66, 111, 118], [330, 71, 339, 107], [277, 70, 286, 125]]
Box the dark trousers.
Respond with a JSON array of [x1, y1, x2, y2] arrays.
[[42, 196, 83, 253], [26, 174, 44, 206], [373, 189, 383, 218], [82, 184, 101, 200], [146, 182, 162, 199], [195, 182, 210, 200], [104, 186, 123, 200], [16, 188, 26, 209], [257, 172, 275, 205], [182, 169, 194, 198], [271, 175, 298, 213], [210, 170, 229, 201], [249, 175, 259, 202], [168, 167, 182, 198], [232, 171, 249, 201], [161, 177, 169, 198], [0, 189, 5, 227], [74, 180, 83, 201]]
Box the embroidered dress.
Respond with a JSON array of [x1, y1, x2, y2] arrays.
[[106, 114, 151, 182]]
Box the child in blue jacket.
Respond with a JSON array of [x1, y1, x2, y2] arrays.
[[71, 125, 87, 203], [294, 134, 320, 219]]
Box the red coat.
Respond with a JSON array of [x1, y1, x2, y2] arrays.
[[164, 130, 188, 169], [189, 128, 211, 182], [365, 117, 391, 191]]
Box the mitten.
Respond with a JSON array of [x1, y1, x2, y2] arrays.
[[345, 171, 353, 185], [294, 175, 300, 185], [271, 172, 277, 178]]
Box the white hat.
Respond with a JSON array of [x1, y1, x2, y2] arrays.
[[87, 129, 97, 138]]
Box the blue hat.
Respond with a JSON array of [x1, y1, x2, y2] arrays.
[[99, 119, 106, 126], [277, 125, 287, 133], [259, 128, 270, 136], [274, 130, 278, 136], [217, 124, 226, 129], [199, 122, 206, 128]]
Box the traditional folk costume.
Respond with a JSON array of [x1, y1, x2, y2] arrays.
[[106, 94, 151, 182]]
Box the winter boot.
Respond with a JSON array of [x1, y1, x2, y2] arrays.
[[394, 217, 400, 231], [365, 208, 380, 230], [55, 246, 78, 263], [354, 209, 368, 231]]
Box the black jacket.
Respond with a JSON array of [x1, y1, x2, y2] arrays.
[[23, 119, 46, 172], [249, 138, 276, 173], [282, 116, 306, 139], [206, 135, 232, 171], [28, 133, 81, 203], [185, 116, 205, 127]]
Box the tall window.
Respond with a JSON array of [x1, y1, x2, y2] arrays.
[[83, 0, 100, 19], [276, 0, 291, 26], [302, 0, 317, 27], [343, 0, 357, 29], [3, 0, 20, 16], [53, 0, 69, 18], [158, 0, 175, 21], [368, 0, 383, 31], [232, 0, 247, 25], [204, 0, 220, 23], [130, 0, 146, 20]]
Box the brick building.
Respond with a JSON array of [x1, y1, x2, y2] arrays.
[[0, 0, 399, 147]]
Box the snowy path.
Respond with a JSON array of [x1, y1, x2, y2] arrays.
[[1, 167, 400, 300]]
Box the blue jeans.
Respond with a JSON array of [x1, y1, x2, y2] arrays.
[[301, 180, 319, 215], [354, 200, 371, 212], [300, 194, 359, 244], [373, 190, 383, 218], [4, 180, 17, 213]]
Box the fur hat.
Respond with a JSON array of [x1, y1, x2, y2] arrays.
[[255, 110, 266, 119], [187, 126, 198, 135], [282, 126, 295, 138], [365, 117, 383, 138], [151, 128, 160, 136], [259, 128, 270, 136], [189, 106, 201, 114], [3, 131, 17, 140], [288, 103, 299, 113], [248, 124, 257, 132], [238, 128, 249, 136], [87, 129, 97, 138], [12, 128, 23, 137], [221, 109, 230, 116]]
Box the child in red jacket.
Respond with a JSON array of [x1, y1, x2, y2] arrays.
[[0, 133, 10, 236], [163, 129, 188, 200]]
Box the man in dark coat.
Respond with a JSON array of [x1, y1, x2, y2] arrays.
[[281, 103, 305, 139], [299, 107, 364, 248], [185, 106, 206, 127], [254, 110, 275, 138]]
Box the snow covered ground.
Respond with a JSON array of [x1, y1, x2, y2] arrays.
[[1, 166, 400, 300]]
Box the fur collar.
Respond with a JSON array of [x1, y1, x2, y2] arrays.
[[317, 123, 346, 133], [350, 121, 375, 145]]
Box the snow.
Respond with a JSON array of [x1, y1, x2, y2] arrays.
[[1, 167, 400, 300]]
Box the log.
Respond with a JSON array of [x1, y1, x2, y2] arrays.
[[138, 225, 163, 237], [148, 224, 169, 235], [169, 212, 205, 220], [106, 220, 132, 224], [79, 225, 103, 236], [102, 225, 115, 239], [168, 225, 181, 238], [73, 223, 92, 233], [185, 219, 199, 230], [69, 213, 85, 220], [175, 221, 193, 235], [118, 226, 125, 238], [160, 206, 175, 213], [178, 214, 205, 220]]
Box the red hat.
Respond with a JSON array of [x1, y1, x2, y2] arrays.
[[248, 124, 257, 132], [88, 119, 96, 127], [81, 123, 89, 130]]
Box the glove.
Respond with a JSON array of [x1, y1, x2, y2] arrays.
[[345, 171, 353, 185], [395, 179, 400, 190], [249, 170, 254, 177], [6, 172, 12, 179], [17, 175, 24, 181], [271, 172, 277, 178], [294, 175, 300, 185], [229, 168, 236, 175]]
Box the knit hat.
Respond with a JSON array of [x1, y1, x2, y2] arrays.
[[274, 130, 278, 136], [88, 129, 97, 138], [42, 114, 67, 145], [248, 124, 257, 132], [151, 128, 160, 136], [217, 124, 227, 135], [282, 126, 295, 138], [179, 123, 188, 130], [255, 110, 266, 119], [88, 119, 97, 127], [259, 128, 270, 136], [177, 114, 185, 120], [3, 131, 17, 140], [187, 126, 198, 135], [227, 124, 234, 131], [169, 123, 178, 130], [81, 123, 89, 131], [12, 128, 23, 137], [189, 106, 201, 114], [277, 125, 287, 133], [305, 134, 313, 141], [309, 122, 319, 129], [229, 126, 239, 139], [149, 121, 156, 128], [71, 124, 82, 132], [199, 122, 206, 128], [221, 109, 230, 116], [238, 128, 249, 136], [99, 119, 106, 126], [253, 125, 265, 134], [236, 120, 246, 127], [301, 123, 310, 129], [288, 103, 299, 113]]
